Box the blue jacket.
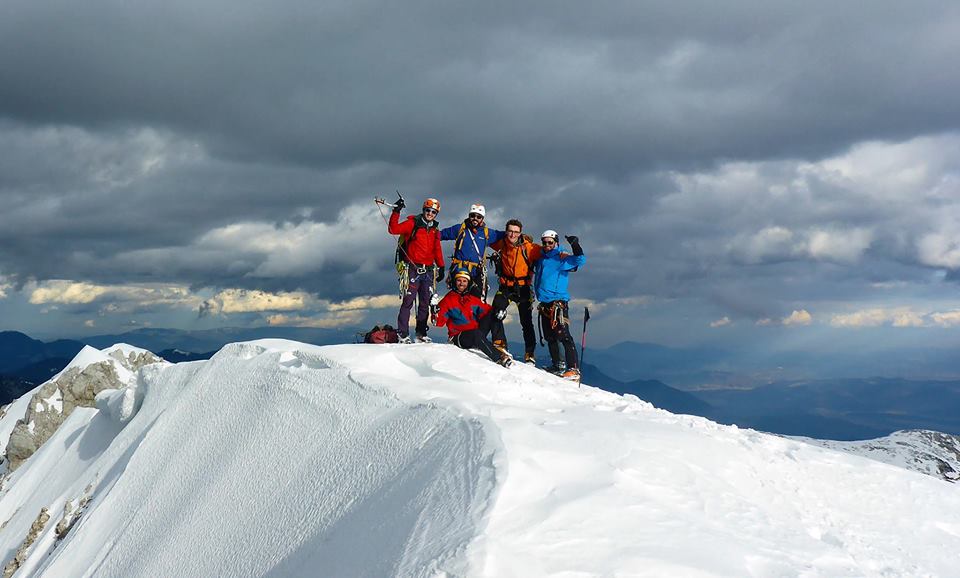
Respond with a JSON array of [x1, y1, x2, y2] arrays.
[[440, 221, 505, 276], [534, 246, 585, 303]]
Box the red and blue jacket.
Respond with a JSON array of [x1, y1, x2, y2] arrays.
[[436, 290, 492, 338]]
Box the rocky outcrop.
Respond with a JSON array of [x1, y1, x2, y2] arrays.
[[54, 484, 94, 543], [3, 426, 37, 472], [2, 508, 49, 578], [107, 348, 162, 376], [797, 429, 960, 483], [2, 348, 161, 472]]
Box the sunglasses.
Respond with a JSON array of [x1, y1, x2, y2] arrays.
[[542, 238, 557, 245], [423, 208, 438, 215], [469, 213, 484, 220]]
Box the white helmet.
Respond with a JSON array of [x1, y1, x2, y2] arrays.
[[541, 229, 559, 242], [469, 204, 486, 217]]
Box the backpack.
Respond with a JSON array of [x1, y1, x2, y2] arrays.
[[453, 222, 490, 258], [364, 324, 400, 344]]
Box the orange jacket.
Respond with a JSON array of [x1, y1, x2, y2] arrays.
[[490, 235, 541, 286]]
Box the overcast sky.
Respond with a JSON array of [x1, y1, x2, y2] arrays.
[[2, 0, 960, 354]]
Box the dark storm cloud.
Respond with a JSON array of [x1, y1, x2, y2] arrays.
[[1, 0, 960, 338], [2, 0, 958, 172]]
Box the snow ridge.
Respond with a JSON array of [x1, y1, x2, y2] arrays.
[[1, 340, 960, 577]]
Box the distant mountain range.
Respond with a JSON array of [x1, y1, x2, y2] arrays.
[[580, 364, 711, 416], [698, 377, 960, 440], [155, 349, 218, 363], [4, 329, 960, 442], [0, 332, 86, 403], [1, 375, 33, 410], [587, 340, 960, 387], [0, 331, 85, 373]]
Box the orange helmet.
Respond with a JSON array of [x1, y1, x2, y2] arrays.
[[422, 198, 440, 212]]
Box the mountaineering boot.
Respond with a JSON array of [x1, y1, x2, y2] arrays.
[[398, 335, 413, 344], [497, 353, 514, 368], [561, 367, 581, 381], [416, 334, 432, 343], [492, 338, 508, 353], [545, 361, 566, 375], [524, 352, 536, 365]]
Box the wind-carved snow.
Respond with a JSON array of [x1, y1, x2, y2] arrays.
[[0, 341, 496, 578], [1, 339, 960, 577]]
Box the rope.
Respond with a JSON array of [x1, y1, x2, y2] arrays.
[[375, 198, 413, 299]]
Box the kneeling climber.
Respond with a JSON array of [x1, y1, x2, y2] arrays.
[[436, 271, 513, 367]]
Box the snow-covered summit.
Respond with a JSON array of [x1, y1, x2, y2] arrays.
[[2, 340, 960, 577]]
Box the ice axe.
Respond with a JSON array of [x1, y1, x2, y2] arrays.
[[374, 190, 406, 208]]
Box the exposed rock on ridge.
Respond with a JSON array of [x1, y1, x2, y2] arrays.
[[796, 429, 960, 483], [2, 348, 160, 471], [2, 508, 49, 578]]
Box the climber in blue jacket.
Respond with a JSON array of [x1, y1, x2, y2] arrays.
[[439, 203, 505, 298], [533, 230, 585, 380]]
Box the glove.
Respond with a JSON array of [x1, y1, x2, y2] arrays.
[[430, 292, 441, 307], [496, 308, 507, 320], [393, 197, 405, 212], [566, 235, 583, 256], [435, 266, 445, 282]]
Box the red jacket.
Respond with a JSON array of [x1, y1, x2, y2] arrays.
[[436, 290, 491, 338], [389, 213, 444, 267]]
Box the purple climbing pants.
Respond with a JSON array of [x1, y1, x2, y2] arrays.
[[398, 267, 436, 338]]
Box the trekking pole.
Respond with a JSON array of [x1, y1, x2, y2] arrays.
[[578, 306, 590, 387]]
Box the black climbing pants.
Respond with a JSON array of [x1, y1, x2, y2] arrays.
[[490, 284, 536, 355], [539, 300, 578, 369], [452, 313, 503, 363]]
